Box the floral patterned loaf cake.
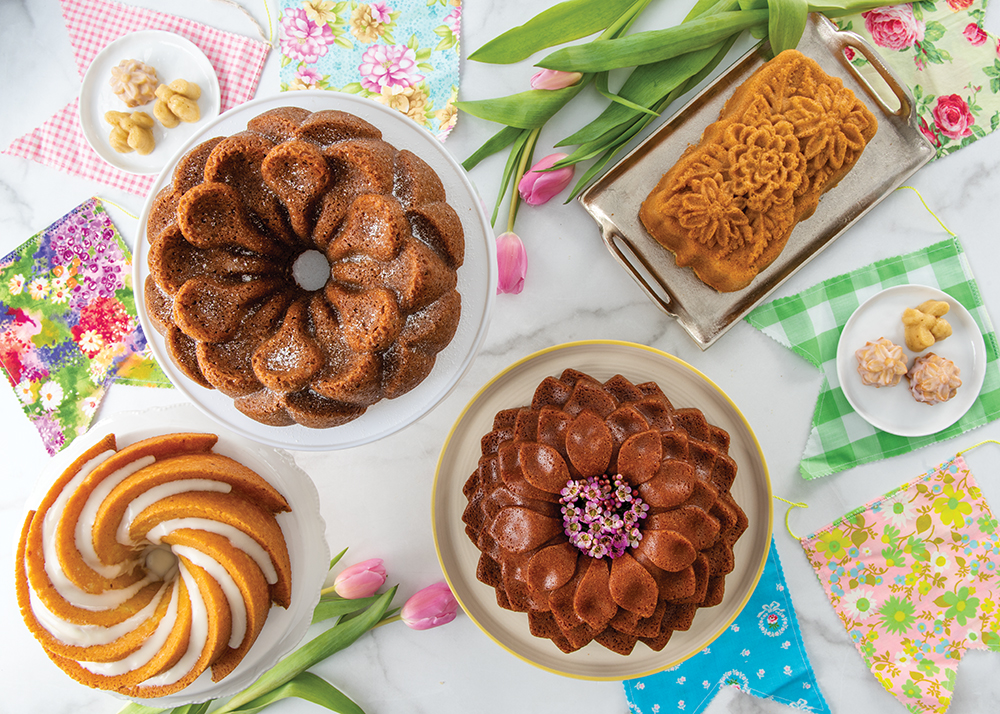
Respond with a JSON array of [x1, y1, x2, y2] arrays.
[[639, 49, 878, 293]]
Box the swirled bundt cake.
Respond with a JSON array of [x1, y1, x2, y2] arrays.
[[639, 49, 877, 293], [15, 432, 292, 698], [145, 107, 465, 428], [462, 369, 748, 655]]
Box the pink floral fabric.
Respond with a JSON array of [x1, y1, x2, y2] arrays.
[[838, 1, 1000, 159], [0, 198, 170, 456], [801, 456, 1000, 713], [278, 0, 461, 141]]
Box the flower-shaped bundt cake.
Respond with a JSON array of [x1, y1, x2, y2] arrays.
[[145, 107, 464, 428], [462, 369, 748, 655]]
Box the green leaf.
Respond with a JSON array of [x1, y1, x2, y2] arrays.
[[916, 514, 932, 532], [493, 129, 535, 225], [173, 705, 212, 714], [469, 0, 639, 64], [984, 630, 1000, 652], [594, 72, 659, 117], [462, 125, 525, 171], [808, 0, 904, 17], [850, 529, 868, 547], [313, 594, 384, 624], [558, 45, 720, 147], [536, 9, 768, 72], [768, 0, 808, 54], [334, 36, 353, 50], [923, 20, 946, 43], [116, 704, 167, 714], [215, 587, 396, 714], [456, 81, 589, 129], [341, 82, 365, 94], [329, 548, 349, 571], [224, 672, 364, 714]]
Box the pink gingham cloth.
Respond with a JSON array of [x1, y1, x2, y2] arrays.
[[2, 0, 270, 196]]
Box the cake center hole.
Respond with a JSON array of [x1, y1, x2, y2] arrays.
[[293, 250, 330, 291], [144, 545, 179, 579]]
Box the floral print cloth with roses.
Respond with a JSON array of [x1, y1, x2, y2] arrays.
[[838, 0, 1000, 159], [0, 198, 169, 456], [801, 455, 1000, 714], [278, 0, 461, 141]]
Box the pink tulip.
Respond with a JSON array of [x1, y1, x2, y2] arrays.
[[496, 231, 527, 295], [401, 581, 458, 630], [518, 153, 574, 205], [530, 69, 583, 90], [333, 558, 387, 599]]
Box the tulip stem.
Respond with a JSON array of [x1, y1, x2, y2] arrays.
[[373, 614, 402, 629], [508, 127, 540, 233]]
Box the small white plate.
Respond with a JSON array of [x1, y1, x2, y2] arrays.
[[79, 30, 221, 175], [20, 403, 329, 707], [432, 340, 772, 680], [836, 285, 987, 437]]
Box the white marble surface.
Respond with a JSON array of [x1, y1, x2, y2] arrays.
[[2, 1, 1000, 713]]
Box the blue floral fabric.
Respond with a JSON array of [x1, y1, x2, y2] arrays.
[[624, 537, 830, 714], [277, 0, 461, 141]]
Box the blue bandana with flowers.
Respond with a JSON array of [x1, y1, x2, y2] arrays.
[[624, 537, 830, 714], [277, 0, 461, 141]]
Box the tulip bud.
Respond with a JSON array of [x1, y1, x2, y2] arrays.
[[401, 581, 458, 630], [530, 69, 583, 90], [518, 153, 574, 206], [496, 231, 527, 295], [333, 558, 387, 599]]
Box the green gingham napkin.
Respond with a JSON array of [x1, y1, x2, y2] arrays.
[[746, 236, 1000, 480]]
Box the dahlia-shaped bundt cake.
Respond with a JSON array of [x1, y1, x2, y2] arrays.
[[15, 432, 292, 698], [144, 107, 465, 428], [462, 369, 748, 655]]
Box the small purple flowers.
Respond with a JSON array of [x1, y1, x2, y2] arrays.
[[559, 474, 648, 559]]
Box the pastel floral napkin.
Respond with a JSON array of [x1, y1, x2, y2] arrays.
[[624, 537, 830, 714], [746, 236, 1000, 480], [837, 0, 1000, 158], [1, 0, 270, 196], [0, 198, 170, 456], [800, 454, 1000, 713], [278, 0, 462, 141]]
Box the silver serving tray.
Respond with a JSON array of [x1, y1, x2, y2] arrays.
[[579, 14, 935, 349]]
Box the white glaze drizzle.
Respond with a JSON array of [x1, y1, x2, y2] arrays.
[[115, 480, 233, 546], [28, 582, 170, 647], [78, 577, 180, 676], [171, 545, 247, 648], [146, 518, 278, 584], [41, 450, 153, 610], [141, 562, 209, 686], [76, 455, 155, 578]]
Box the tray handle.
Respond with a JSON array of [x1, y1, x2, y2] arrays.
[[599, 223, 678, 317], [823, 21, 913, 119]]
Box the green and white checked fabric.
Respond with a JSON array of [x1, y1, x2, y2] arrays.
[[746, 236, 1000, 480]]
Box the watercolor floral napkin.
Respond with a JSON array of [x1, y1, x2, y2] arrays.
[[746, 236, 1000, 480], [838, 0, 1000, 158], [277, 0, 462, 140], [801, 454, 1000, 713], [625, 537, 830, 714], [2, 0, 270, 196], [0, 198, 170, 456]]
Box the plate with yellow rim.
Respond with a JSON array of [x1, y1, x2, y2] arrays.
[[431, 340, 772, 680]]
